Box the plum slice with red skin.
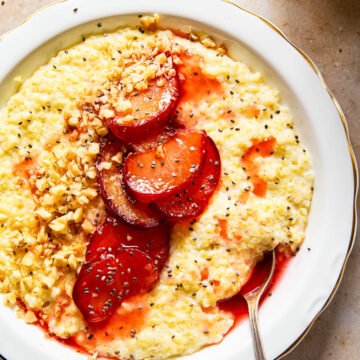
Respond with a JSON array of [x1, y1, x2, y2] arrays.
[[107, 73, 180, 144], [153, 136, 221, 219], [97, 134, 163, 229], [85, 216, 170, 268], [124, 129, 208, 203], [73, 217, 169, 325], [128, 122, 176, 153], [73, 249, 158, 325]]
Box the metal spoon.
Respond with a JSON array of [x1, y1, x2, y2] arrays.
[[242, 250, 276, 360]]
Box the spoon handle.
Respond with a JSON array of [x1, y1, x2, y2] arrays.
[[247, 297, 266, 360]]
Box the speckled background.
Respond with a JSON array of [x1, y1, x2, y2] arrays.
[[0, 0, 359, 359]]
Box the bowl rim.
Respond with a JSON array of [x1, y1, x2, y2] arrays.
[[0, 0, 358, 359]]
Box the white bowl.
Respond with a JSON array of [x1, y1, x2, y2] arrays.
[[0, 0, 357, 359]]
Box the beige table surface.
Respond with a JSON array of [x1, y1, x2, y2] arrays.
[[0, 0, 359, 359]]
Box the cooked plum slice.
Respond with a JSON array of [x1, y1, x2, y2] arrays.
[[74, 216, 170, 325], [124, 129, 207, 203], [128, 123, 176, 153], [107, 73, 180, 143], [85, 216, 170, 268], [97, 134, 163, 229], [73, 249, 158, 325], [153, 136, 221, 219]]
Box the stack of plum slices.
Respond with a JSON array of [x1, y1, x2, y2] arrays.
[[73, 56, 221, 325]]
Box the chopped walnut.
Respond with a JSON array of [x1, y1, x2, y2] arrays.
[[139, 13, 160, 31]]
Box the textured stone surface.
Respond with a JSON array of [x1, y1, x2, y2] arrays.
[[0, 0, 359, 359]]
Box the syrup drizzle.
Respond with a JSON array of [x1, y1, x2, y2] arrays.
[[241, 137, 277, 198], [173, 52, 224, 127], [218, 248, 290, 332]]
